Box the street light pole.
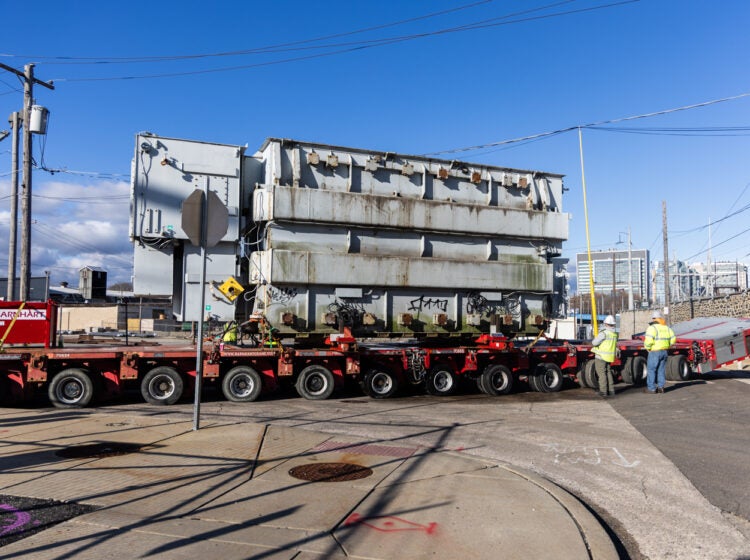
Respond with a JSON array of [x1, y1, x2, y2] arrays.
[[627, 226, 633, 311]]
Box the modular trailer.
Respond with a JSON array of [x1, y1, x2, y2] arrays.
[[0, 301, 724, 409]]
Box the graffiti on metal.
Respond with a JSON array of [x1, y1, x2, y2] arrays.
[[408, 296, 448, 313], [267, 286, 298, 304]]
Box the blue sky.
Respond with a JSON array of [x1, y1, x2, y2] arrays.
[[1, 0, 749, 289]]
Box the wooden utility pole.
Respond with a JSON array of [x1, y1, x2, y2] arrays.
[[662, 201, 671, 323], [7, 112, 20, 300], [0, 63, 54, 300]]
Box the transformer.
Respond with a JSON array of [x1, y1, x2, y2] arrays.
[[131, 135, 569, 334]]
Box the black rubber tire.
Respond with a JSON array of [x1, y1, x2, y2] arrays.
[[527, 372, 542, 392], [532, 362, 564, 393], [479, 364, 514, 396], [577, 360, 592, 388], [48, 368, 95, 408], [425, 365, 457, 396], [222, 366, 263, 402], [621, 358, 635, 385], [666, 355, 692, 381], [363, 368, 399, 399], [295, 365, 335, 400], [630, 356, 647, 386], [584, 360, 599, 389], [140, 366, 183, 405], [475, 375, 488, 394]]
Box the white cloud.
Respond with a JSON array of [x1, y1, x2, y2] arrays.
[[0, 177, 135, 287]]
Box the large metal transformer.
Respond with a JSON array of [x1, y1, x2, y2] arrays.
[[130, 134, 569, 334]]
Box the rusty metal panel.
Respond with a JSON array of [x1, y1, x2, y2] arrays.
[[254, 138, 565, 212], [252, 284, 549, 334], [251, 250, 552, 292], [253, 185, 568, 241], [264, 223, 549, 261]]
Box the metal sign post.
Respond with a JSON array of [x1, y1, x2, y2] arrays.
[[181, 181, 229, 431]]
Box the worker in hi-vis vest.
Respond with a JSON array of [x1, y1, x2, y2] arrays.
[[222, 321, 238, 346], [591, 315, 618, 397], [643, 310, 676, 394]]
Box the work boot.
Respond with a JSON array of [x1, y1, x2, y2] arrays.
[[597, 392, 607, 398], [656, 387, 665, 394], [643, 388, 656, 394], [608, 391, 616, 397]]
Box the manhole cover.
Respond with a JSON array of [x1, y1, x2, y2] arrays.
[[55, 442, 142, 459], [289, 462, 373, 482]]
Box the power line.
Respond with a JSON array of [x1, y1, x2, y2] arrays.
[[1, 0, 498, 64], [682, 226, 750, 262], [588, 125, 750, 137], [424, 91, 750, 156], [33, 221, 133, 265], [42, 1, 638, 82], [34, 194, 129, 201]]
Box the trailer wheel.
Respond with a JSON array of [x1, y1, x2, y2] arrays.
[[222, 366, 263, 402], [48, 368, 95, 408], [425, 366, 457, 396], [629, 356, 647, 386], [531, 362, 564, 393], [621, 358, 635, 384], [479, 364, 514, 396], [583, 360, 599, 389], [141, 366, 183, 405], [296, 365, 335, 400], [363, 368, 399, 399], [666, 355, 692, 381], [577, 360, 593, 388]]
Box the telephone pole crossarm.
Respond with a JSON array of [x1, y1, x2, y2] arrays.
[[0, 62, 55, 90]]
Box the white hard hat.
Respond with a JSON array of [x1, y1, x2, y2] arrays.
[[651, 310, 664, 320], [604, 315, 616, 326]]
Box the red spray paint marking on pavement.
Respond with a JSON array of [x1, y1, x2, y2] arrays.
[[344, 513, 437, 535]]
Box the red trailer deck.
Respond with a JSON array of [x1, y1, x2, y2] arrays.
[[1, 301, 746, 408]]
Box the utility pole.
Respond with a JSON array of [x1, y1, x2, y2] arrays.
[[0, 63, 54, 301], [7, 112, 20, 301], [662, 201, 671, 323]]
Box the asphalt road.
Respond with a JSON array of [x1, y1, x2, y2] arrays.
[[610, 368, 750, 534], [5, 369, 750, 558]]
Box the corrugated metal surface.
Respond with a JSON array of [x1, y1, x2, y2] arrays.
[[245, 138, 568, 335], [131, 135, 569, 332]]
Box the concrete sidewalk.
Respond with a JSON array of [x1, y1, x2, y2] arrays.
[[0, 408, 619, 559]]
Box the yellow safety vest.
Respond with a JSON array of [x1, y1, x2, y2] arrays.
[[592, 330, 618, 363], [222, 322, 238, 343], [644, 323, 675, 351]]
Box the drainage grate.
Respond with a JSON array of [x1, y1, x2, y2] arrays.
[[289, 462, 373, 482], [55, 442, 143, 459]]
